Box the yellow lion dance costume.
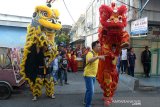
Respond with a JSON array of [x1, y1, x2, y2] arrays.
[[20, 0, 62, 100]]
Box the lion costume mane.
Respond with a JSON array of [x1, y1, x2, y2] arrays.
[[97, 3, 130, 105], [20, 0, 62, 99]]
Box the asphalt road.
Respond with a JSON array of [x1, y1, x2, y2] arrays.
[[0, 72, 160, 107]]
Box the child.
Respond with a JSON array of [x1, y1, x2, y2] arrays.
[[60, 52, 69, 85], [51, 54, 59, 84]]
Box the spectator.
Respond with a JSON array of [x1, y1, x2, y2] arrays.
[[57, 44, 66, 81], [127, 47, 136, 77], [51, 54, 59, 84], [116, 54, 121, 74], [66, 50, 72, 72], [71, 51, 78, 73], [11, 48, 20, 70], [60, 52, 69, 85], [82, 47, 91, 69], [141, 46, 151, 78], [83, 40, 105, 107], [121, 48, 128, 74]]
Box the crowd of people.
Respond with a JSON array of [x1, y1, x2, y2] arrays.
[[116, 46, 151, 78], [50, 44, 91, 86], [48, 42, 152, 107], [50, 43, 152, 87], [116, 47, 136, 77]]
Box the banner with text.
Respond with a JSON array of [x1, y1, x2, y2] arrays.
[[131, 17, 148, 36]]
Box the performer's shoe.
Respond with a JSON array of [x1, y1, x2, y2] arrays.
[[32, 96, 37, 101], [51, 94, 56, 99], [103, 97, 113, 106]]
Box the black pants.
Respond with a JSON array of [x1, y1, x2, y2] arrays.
[[60, 69, 68, 84], [128, 66, 135, 77], [121, 60, 128, 73], [143, 63, 151, 77]]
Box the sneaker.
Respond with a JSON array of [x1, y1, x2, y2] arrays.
[[32, 96, 37, 101], [83, 100, 94, 105], [83, 101, 86, 105], [65, 82, 69, 85], [54, 82, 58, 85], [51, 94, 55, 99]]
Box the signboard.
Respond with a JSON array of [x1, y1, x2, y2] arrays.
[[147, 26, 160, 41], [131, 17, 148, 35]]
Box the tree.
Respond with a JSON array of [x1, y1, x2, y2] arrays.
[[55, 32, 70, 45]]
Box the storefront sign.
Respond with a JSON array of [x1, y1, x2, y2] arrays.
[[131, 17, 148, 35]]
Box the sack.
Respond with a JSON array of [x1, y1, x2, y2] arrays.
[[83, 51, 95, 68]]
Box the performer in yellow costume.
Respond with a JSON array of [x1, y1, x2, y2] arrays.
[[20, 0, 62, 100]]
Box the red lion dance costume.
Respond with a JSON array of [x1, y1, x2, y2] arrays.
[[97, 3, 130, 105]]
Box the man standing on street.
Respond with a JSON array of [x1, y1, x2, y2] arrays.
[[141, 46, 151, 78], [121, 48, 128, 74], [83, 40, 105, 107]]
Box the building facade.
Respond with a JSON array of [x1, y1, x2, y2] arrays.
[[0, 13, 31, 48], [128, 0, 160, 75], [71, 0, 160, 75], [70, 14, 85, 49]]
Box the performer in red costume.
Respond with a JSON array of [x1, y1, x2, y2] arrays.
[[97, 3, 130, 105], [71, 51, 78, 72]]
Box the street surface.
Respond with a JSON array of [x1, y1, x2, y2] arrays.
[[0, 72, 160, 107]]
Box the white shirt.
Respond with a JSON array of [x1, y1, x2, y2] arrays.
[[121, 49, 127, 60], [52, 57, 59, 71]]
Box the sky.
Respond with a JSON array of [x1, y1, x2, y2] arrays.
[[0, 0, 91, 25]]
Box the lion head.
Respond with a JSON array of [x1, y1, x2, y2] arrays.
[[31, 5, 62, 31], [99, 3, 127, 33]]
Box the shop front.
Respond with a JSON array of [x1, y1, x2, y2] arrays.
[[131, 25, 160, 76]]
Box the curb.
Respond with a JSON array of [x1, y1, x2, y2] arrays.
[[119, 74, 139, 91]]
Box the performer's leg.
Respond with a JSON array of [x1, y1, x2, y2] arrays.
[[103, 72, 112, 97], [103, 71, 118, 105], [110, 71, 119, 96], [25, 78, 34, 92], [44, 74, 55, 99], [32, 77, 44, 100]]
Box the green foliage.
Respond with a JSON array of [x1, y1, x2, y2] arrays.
[[55, 33, 70, 45]]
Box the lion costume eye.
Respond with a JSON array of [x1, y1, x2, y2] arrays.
[[48, 19, 58, 24], [41, 11, 48, 17], [110, 16, 114, 21], [118, 16, 122, 21]]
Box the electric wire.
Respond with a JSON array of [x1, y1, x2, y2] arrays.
[[62, 0, 76, 24]]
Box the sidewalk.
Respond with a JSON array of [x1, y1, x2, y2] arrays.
[[137, 76, 160, 88], [119, 73, 160, 91]]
